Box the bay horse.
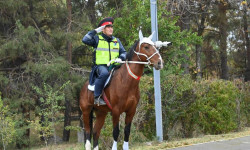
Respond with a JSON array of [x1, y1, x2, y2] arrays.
[[79, 30, 163, 150]]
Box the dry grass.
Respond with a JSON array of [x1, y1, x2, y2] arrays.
[[132, 127, 250, 150], [31, 127, 250, 150], [31, 143, 84, 150]]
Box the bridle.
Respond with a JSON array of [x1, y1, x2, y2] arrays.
[[124, 39, 162, 80], [133, 41, 162, 65]]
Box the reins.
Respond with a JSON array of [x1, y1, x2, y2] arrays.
[[115, 60, 150, 65], [114, 46, 160, 66], [110, 44, 160, 66]]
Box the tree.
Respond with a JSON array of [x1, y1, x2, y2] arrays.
[[242, 1, 250, 81], [0, 0, 75, 147], [194, 0, 211, 79], [217, 0, 229, 80], [63, 0, 73, 142], [32, 81, 69, 146]]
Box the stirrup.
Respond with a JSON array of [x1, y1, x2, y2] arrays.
[[94, 96, 106, 106]]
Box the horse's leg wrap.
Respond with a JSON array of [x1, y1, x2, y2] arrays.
[[93, 145, 99, 150], [113, 124, 120, 141], [123, 141, 129, 150], [112, 123, 120, 150], [122, 122, 131, 150], [84, 130, 92, 150], [85, 139, 91, 150], [112, 141, 117, 150], [124, 123, 131, 142]]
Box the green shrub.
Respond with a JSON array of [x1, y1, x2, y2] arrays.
[[161, 75, 197, 139], [194, 80, 238, 134], [0, 94, 16, 150], [233, 79, 250, 127], [243, 82, 250, 126], [160, 75, 243, 139], [31, 81, 69, 147]]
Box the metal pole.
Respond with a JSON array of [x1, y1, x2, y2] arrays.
[[150, 0, 163, 142]]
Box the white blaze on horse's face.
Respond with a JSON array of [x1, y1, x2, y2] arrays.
[[138, 30, 163, 70]]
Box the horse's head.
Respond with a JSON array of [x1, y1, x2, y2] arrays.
[[135, 30, 163, 70]]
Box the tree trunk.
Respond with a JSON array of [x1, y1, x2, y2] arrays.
[[63, 99, 71, 141], [195, 1, 209, 79], [243, 2, 250, 81], [87, 0, 97, 26], [67, 0, 72, 64], [63, 0, 72, 141], [180, 6, 190, 74], [218, 1, 229, 80]]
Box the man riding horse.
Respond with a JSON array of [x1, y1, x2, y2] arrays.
[[82, 17, 127, 105], [80, 16, 171, 150]]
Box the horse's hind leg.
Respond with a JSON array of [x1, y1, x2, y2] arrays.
[[93, 110, 108, 150], [82, 107, 93, 150]]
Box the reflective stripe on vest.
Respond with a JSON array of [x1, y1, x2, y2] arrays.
[[95, 35, 120, 65]]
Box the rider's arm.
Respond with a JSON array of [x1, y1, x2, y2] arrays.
[[82, 30, 98, 47], [117, 38, 127, 61]]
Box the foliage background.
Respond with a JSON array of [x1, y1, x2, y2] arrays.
[[0, 0, 249, 149]]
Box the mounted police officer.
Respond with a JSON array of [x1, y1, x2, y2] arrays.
[[82, 17, 127, 105]]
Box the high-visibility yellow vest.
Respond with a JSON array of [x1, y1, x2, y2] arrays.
[[95, 35, 120, 65]]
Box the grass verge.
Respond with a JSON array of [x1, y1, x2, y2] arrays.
[[132, 127, 250, 150], [31, 127, 250, 150]]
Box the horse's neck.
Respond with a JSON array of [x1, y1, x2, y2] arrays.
[[127, 62, 144, 77], [122, 53, 145, 80], [129, 49, 145, 76], [115, 44, 145, 85]]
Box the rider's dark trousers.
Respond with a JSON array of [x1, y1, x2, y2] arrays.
[[94, 65, 109, 97]]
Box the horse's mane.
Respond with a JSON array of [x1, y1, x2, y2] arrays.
[[126, 40, 139, 61]]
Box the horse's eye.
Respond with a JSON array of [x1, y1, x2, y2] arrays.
[[145, 46, 149, 50]]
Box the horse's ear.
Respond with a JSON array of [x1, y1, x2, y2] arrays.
[[148, 31, 155, 40], [139, 29, 143, 41]]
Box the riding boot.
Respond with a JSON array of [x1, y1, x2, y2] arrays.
[[94, 95, 106, 105]]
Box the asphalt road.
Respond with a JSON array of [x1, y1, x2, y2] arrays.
[[168, 136, 250, 150]]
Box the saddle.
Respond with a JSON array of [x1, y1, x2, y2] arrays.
[[87, 67, 116, 91], [87, 66, 120, 109]]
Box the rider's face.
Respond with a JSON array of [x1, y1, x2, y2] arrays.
[[103, 25, 113, 37]]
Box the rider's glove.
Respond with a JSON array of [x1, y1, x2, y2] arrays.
[[95, 26, 105, 33], [107, 58, 123, 66], [114, 58, 122, 63]]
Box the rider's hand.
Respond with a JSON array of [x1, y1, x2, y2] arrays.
[[95, 26, 105, 33], [115, 58, 122, 63], [107, 58, 123, 66]]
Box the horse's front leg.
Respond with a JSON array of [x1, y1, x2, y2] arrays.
[[123, 110, 136, 150], [93, 110, 108, 150], [111, 109, 120, 150]]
